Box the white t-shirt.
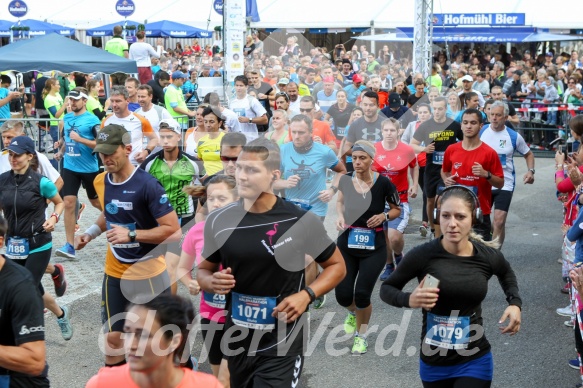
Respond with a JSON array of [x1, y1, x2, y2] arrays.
[[220, 107, 240, 133], [129, 42, 161, 67], [0, 150, 60, 182], [103, 112, 155, 165], [289, 99, 321, 118], [480, 125, 530, 191], [228, 94, 267, 140], [135, 105, 173, 153]]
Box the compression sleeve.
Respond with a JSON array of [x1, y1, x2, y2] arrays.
[[380, 242, 427, 308], [491, 248, 523, 309], [40, 176, 58, 199], [47, 106, 58, 117]]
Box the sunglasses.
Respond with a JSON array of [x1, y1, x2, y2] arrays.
[[276, 92, 289, 98], [299, 108, 313, 113], [220, 155, 238, 162]]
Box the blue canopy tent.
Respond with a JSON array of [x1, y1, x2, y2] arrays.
[[354, 27, 583, 43], [144, 20, 212, 38], [0, 33, 137, 74], [0, 19, 74, 37], [86, 20, 141, 37]]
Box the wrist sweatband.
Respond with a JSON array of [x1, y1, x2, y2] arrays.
[[85, 224, 103, 239], [555, 171, 566, 179]]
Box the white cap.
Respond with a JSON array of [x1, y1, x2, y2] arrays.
[[461, 75, 473, 82]]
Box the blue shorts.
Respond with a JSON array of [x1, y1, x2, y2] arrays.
[[383, 203, 410, 233], [420, 351, 493, 382]]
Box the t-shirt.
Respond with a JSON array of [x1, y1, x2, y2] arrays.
[[141, 150, 200, 216], [197, 132, 225, 177], [326, 103, 354, 139], [165, 84, 187, 120], [426, 74, 442, 90], [229, 95, 267, 140], [86, 96, 104, 118], [0, 87, 10, 120], [345, 114, 387, 144], [128, 102, 140, 112], [441, 142, 504, 215], [380, 238, 521, 367], [344, 84, 366, 105], [86, 364, 222, 388], [147, 79, 166, 105], [407, 93, 429, 109], [373, 141, 417, 203], [0, 151, 59, 183], [480, 125, 530, 192], [0, 258, 48, 383], [285, 120, 336, 145], [202, 198, 336, 356], [280, 142, 339, 217], [102, 112, 155, 165], [128, 42, 160, 67], [135, 105, 174, 152], [337, 173, 400, 256], [104, 36, 129, 57], [412, 118, 463, 172], [44, 93, 63, 126], [316, 90, 337, 114], [63, 111, 101, 173], [93, 168, 174, 280], [182, 221, 227, 323], [247, 82, 273, 118]]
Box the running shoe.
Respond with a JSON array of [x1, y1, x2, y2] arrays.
[[557, 305, 574, 317], [55, 242, 76, 260], [351, 336, 368, 355], [569, 358, 580, 370], [52, 264, 67, 297], [419, 225, 428, 238], [565, 319, 575, 328], [77, 202, 86, 221], [57, 305, 73, 341], [379, 264, 394, 281], [313, 294, 326, 309], [344, 313, 356, 335]]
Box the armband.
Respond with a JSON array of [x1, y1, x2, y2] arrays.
[[555, 171, 566, 179], [84, 224, 103, 239]]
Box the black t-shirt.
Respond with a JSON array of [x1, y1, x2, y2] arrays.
[[413, 118, 462, 171], [22, 71, 35, 88], [337, 173, 400, 256], [202, 198, 336, 356], [147, 79, 166, 105], [346, 113, 387, 144], [248, 81, 273, 117], [326, 103, 355, 138], [34, 77, 48, 111], [0, 258, 47, 379], [380, 238, 522, 366], [407, 93, 429, 109]]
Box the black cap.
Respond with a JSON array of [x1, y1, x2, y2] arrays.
[[388, 92, 401, 108]]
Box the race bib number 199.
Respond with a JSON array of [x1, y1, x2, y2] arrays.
[[231, 292, 276, 330]]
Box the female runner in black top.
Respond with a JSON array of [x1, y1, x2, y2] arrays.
[[380, 185, 521, 387]]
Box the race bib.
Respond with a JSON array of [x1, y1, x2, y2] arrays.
[[498, 153, 507, 167], [231, 292, 276, 330], [5, 237, 29, 259], [336, 126, 346, 137], [425, 312, 470, 350], [432, 151, 445, 165], [106, 221, 139, 249], [0, 376, 9, 388], [66, 141, 80, 157], [287, 198, 312, 211], [233, 108, 246, 117], [347, 227, 375, 250], [203, 292, 226, 309]]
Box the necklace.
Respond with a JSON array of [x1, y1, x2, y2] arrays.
[[353, 171, 374, 199]]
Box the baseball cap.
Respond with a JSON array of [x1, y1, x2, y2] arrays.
[[514, 70, 524, 76], [172, 71, 188, 80], [322, 76, 335, 83], [524, 50, 530, 54], [388, 92, 401, 109], [158, 118, 181, 135], [93, 124, 131, 155], [7, 136, 35, 155], [68, 90, 88, 100], [546, 52, 554, 57], [461, 75, 473, 82], [278, 78, 289, 85], [352, 74, 363, 83]]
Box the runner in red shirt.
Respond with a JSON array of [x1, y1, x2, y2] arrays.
[[373, 118, 418, 280], [441, 108, 504, 240]]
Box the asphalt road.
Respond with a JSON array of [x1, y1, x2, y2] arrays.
[[41, 156, 576, 388]]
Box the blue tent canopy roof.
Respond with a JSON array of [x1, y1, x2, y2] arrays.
[[0, 19, 74, 37], [0, 33, 138, 74], [144, 21, 212, 38], [86, 20, 141, 36]]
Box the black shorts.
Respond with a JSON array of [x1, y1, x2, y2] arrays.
[[228, 353, 304, 388], [101, 271, 171, 333], [166, 215, 194, 256], [61, 168, 99, 199], [424, 167, 444, 198], [491, 189, 513, 213], [200, 317, 226, 366]]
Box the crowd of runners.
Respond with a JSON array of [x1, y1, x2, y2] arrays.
[[1, 29, 583, 387]]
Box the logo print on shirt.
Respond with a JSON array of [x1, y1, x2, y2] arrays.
[[499, 140, 507, 148], [106, 202, 119, 214], [361, 128, 381, 142], [454, 162, 462, 169], [377, 154, 386, 161], [290, 157, 316, 182], [160, 195, 168, 204], [265, 223, 279, 246]]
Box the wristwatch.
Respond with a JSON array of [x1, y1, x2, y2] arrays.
[[486, 171, 492, 180], [303, 287, 316, 303], [528, 168, 535, 174], [128, 230, 137, 243], [330, 185, 339, 194], [384, 212, 390, 221]]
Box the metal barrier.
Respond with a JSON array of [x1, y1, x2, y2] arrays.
[[1, 117, 62, 152]]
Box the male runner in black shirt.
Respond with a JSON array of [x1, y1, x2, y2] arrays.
[[197, 139, 346, 387]]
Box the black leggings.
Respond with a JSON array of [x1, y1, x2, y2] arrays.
[[418, 166, 428, 223], [13, 248, 51, 296], [422, 377, 492, 388], [335, 245, 387, 309]]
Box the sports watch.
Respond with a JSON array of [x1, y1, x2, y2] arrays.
[[528, 168, 535, 174], [128, 230, 137, 243]]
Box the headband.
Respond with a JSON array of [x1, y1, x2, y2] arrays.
[[352, 143, 375, 159]]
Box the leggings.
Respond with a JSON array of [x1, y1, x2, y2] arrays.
[[418, 165, 428, 223], [12, 248, 51, 296], [335, 245, 387, 309], [422, 377, 491, 388]]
